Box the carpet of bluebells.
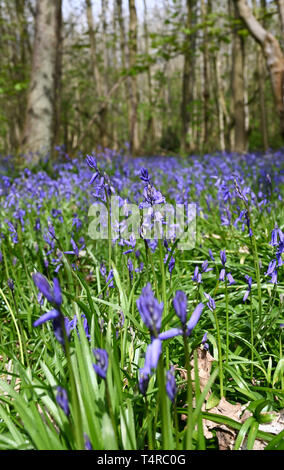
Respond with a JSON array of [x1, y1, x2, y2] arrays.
[[0, 148, 283, 450]]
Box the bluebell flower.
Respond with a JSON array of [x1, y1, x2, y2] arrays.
[[226, 272, 235, 285], [32, 274, 66, 345], [173, 290, 187, 326], [209, 249, 215, 262], [201, 332, 209, 351], [201, 260, 213, 273], [220, 250, 226, 266], [166, 366, 177, 403], [84, 434, 92, 450], [266, 259, 277, 276], [56, 387, 70, 416], [243, 275, 252, 302], [138, 367, 150, 395], [136, 283, 163, 335], [159, 303, 204, 340], [93, 348, 108, 379], [140, 168, 150, 184], [7, 278, 14, 291], [192, 266, 202, 283], [138, 338, 162, 395], [203, 293, 215, 311], [139, 184, 165, 208]]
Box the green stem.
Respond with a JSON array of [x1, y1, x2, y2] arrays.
[[225, 277, 229, 368], [62, 319, 85, 450], [250, 295, 254, 380], [105, 191, 112, 271], [213, 308, 224, 398], [157, 356, 173, 449], [183, 334, 193, 450]]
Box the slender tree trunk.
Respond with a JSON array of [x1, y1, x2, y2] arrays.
[[237, 0, 284, 141], [201, 0, 210, 151], [85, 0, 107, 148], [142, 0, 156, 152], [53, 0, 62, 151], [232, 1, 247, 153], [252, 0, 269, 150], [128, 0, 140, 155], [22, 0, 61, 163], [214, 53, 226, 152], [276, 0, 284, 39], [116, 0, 132, 147], [180, 0, 196, 154]]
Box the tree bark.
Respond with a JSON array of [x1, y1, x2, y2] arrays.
[[201, 0, 210, 151], [128, 0, 140, 155], [232, 1, 247, 153], [85, 0, 107, 148], [22, 0, 62, 163], [180, 0, 197, 154], [236, 0, 284, 141], [276, 0, 284, 39]]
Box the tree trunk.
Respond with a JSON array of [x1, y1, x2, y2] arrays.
[[236, 0, 284, 141], [180, 0, 197, 154], [252, 0, 269, 150], [201, 0, 210, 151], [85, 0, 108, 148], [128, 0, 140, 155], [116, 0, 132, 147], [276, 0, 284, 39], [214, 53, 226, 152], [22, 0, 61, 163], [142, 0, 156, 152], [232, 1, 247, 153]]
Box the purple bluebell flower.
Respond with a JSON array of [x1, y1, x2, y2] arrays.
[[144, 338, 162, 372], [168, 256, 175, 275], [220, 250, 226, 266], [186, 303, 204, 335], [140, 168, 150, 184], [84, 434, 92, 450], [93, 348, 108, 379], [192, 266, 202, 283], [138, 338, 162, 395], [106, 269, 114, 288], [159, 303, 204, 340], [209, 249, 215, 262], [203, 293, 215, 311], [32, 274, 66, 345], [166, 366, 177, 403], [201, 260, 213, 273], [34, 218, 41, 232], [139, 184, 165, 208], [265, 259, 277, 276], [138, 367, 150, 395], [243, 275, 252, 302], [32, 273, 61, 306], [173, 290, 187, 326], [136, 283, 163, 335], [226, 272, 235, 285], [269, 269, 278, 284], [56, 387, 70, 416], [270, 224, 283, 246], [201, 332, 209, 350], [7, 278, 14, 291], [219, 268, 226, 282], [64, 238, 79, 257]]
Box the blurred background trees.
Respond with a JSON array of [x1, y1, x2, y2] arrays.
[[0, 0, 284, 160]]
